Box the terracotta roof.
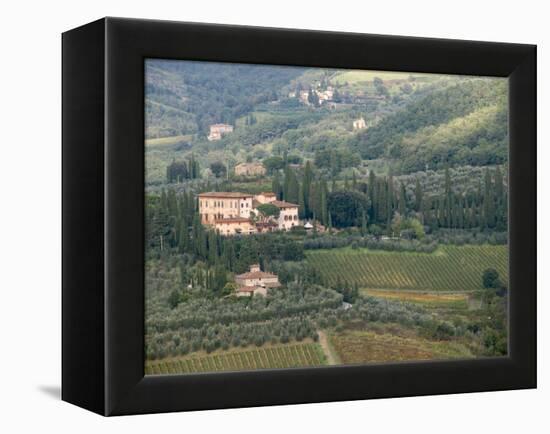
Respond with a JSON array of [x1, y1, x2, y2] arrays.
[[214, 217, 251, 224], [198, 192, 253, 198], [236, 270, 279, 280], [260, 192, 276, 196], [271, 200, 299, 209]]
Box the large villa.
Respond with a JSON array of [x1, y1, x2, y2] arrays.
[[198, 191, 300, 235]]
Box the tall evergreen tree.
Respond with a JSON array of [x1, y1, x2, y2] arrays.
[[298, 183, 306, 219], [398, 182, 406, 216], [483, 168, 495, 228], [286, 169, 300, 204], [414, 178, 423, 212], [272, 172, 283, 200]]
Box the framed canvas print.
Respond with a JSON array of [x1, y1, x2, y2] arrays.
[[62, 17, 536, 416]]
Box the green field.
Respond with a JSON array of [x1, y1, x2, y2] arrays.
[[306, 244, 508, 291], [145, 343, 326, 375], [145, 134, 193, 147], [363, 289, 470, 309], [331, 70, 429, 84]]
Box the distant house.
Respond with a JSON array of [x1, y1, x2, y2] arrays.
[[255, 191, 277, 204], [235, 264, 280, 296], [353, 118, 366, 130], [234, 162, 266, 177], [317, 88, 334, 104], [207, 123, 233, 141]]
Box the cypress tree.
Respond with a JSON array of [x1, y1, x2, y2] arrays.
[[368, 170, 377, 221], [298, 183, 306, 219], [386, 176, 394, 225], [287, 169, 299, 204], [321, 181, 328, 225], [483, 168, 495, 228], [361, 209, 368, 236], [398, 182, 406, 216], [414, 178, 423, 212], [272, 172, 282, 200], [303, 161, 313, 217]]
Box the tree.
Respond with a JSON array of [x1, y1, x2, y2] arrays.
[[302, 161, 314, 217], [327, 190, 369, 228], [308, 88, 320, 107], [482, 268, 500, 289], [398, 182, 406, 216], [414, 178, 423, 212], [483, 168, 496, 228], [166, 159, 188, 183], [210, 161, 227, 178], [361, 210, 368, 236], [285, 168, 300, 204], [256, 203, 280, 221], [263, 156, 285, 174], [272, 172, 283, 200], [167, 289, 181, 309]]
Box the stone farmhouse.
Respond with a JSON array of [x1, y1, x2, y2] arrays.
[[353, 117, 366, 130], [234, 162, 266, 177], [207, 123, 234, 141], [197, 191, 300, 235], [234, 264, 281, 297]]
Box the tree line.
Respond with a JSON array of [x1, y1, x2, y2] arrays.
[[271, 163, 507, 234]]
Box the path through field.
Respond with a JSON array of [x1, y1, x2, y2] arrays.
[[318, 331, 340, 365]]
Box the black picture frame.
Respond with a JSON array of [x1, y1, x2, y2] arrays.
[[62, 17, 536, 416]]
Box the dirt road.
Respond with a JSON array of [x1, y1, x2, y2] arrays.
[[317, 330, 339, 365]]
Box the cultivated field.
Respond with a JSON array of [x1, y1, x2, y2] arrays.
[[306, 244, 508, 291], [145, 134, 193, 148], [145, 342, 326, 375], [363, 289, 470, 309], [331, 70, 426, 84], [330, 329, 474, 365]]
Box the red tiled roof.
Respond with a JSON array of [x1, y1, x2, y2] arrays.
[[260, 192, 276, 196], [198, 192, 253, 198], [271, 200, 299, 209]]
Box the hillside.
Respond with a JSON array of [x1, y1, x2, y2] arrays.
[[145, 60, 305, 139], [350, 79, 508, 172], [145, 61, 508, 185]]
